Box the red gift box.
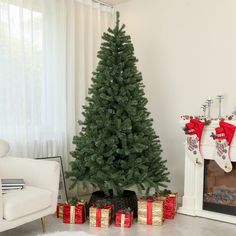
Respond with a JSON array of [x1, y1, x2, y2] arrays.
[[164, 194, 177, 219], [115, 209, 133, 228], [158, 193, 177, 219], [63, 203, 86, 224]]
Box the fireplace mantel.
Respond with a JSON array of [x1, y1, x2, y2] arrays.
[[178, 120, 236, 224]]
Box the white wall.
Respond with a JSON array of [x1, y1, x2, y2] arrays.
[[116, 0, 236, 195]]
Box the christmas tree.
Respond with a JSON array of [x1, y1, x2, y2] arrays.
[[67, 12, 169, 197]]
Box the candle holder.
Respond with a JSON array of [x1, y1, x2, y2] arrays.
[[216, 95, 224, 119], [206, 98, 213, 119], [201, 104, 208, 118]]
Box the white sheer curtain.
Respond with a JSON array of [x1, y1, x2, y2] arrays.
[[71, 0, 113, 132], [0, 0, 113, 166], [67, 0, 113, 143], [0, 0, 67, 158]]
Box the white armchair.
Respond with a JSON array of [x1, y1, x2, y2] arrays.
[[0, 140, 60, 232]]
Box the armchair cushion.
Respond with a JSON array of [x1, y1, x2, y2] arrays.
[[3, 186, 52, 221]]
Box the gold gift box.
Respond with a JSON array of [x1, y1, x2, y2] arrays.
[[89, 207, 112, 228], [138, 199, 164, 226], [56, 203, 65, 218]]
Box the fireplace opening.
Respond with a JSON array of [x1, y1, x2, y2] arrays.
[[203, 160, 236, 216]]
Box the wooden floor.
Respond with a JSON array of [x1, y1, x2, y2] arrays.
[[1, 213, 236, 236]]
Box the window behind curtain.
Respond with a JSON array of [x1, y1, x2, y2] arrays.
[[0, 0, 68, 158], [0, 2, 43, 126], [0, 0, 113, 164]]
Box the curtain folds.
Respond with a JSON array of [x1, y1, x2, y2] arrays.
[[74, 0, 113, 130], [0, 0, 113, 167]]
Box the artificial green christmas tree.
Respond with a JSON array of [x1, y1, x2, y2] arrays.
[[67, 12, 169, 197]]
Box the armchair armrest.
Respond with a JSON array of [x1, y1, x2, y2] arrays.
[[0, 157, 60, 211]]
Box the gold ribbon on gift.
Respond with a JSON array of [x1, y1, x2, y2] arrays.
[[121, 213, 125, 227], [70, 206, 75, 224]]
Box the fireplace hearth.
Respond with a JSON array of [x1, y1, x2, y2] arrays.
[[203, 160, 236, 216]]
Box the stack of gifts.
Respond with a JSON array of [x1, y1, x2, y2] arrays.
[[57, 198, 86, 224], [138, 197, 164, 226], [89, 200, 112, 228], [157, 189, 178, 219], [115, 208, 133, 228], [56, 191, 177, 228]]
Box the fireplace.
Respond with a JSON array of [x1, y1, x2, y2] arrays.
[[178, 120, 236, 224], [203, 160, 236, 216]]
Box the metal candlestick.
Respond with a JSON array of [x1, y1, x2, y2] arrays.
[[206, 98, 213, 119], [201, 104, 208, 118], [216, 95, 224, 119]]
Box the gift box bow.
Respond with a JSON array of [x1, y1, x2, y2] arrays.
[[117, 207, 132, 214], [158, 189, 173, 197], [68, 197, 86, 206], [140, 195, 158, 201], [92, 199, 112, 209], [157, 189, 177, 196], [64, 204, 85, 213], [92, 204, 112, 210]]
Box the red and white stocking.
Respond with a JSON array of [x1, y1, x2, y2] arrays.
[[184, 119, 205, 165], [213, 121, 236, 173]]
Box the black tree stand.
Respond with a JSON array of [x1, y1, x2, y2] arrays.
[[88, 190, 138, 218]]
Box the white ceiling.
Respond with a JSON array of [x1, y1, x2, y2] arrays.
[[102, 0, 130, 6]]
